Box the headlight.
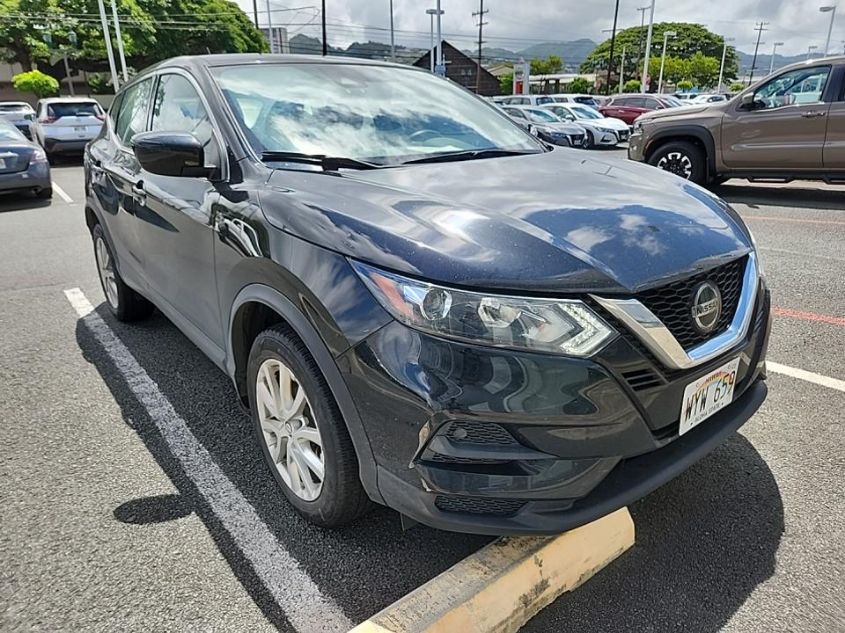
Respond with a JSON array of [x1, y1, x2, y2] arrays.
[[31, 148, 47, 163], [632, 121, 644, 133], [352, 261, 616, 356]]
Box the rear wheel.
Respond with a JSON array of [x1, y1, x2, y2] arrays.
[[248, 325, 370, 527], [91, 224, 154, 321], [648, 140, 706, 185]]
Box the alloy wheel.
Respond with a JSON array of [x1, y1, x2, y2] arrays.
[[95, 236, 119, 309], [256, 358, 325, 501], [656, 152, 693, 179]]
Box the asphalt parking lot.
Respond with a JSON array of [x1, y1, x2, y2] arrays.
[[1, 153, 843, 632]]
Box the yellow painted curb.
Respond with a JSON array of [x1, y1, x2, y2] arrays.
[[349, 507, 635, 633]]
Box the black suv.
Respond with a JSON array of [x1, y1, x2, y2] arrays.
[[84, 55, 771, 535]]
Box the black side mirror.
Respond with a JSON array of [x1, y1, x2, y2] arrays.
[[132, 131, 213, 178]]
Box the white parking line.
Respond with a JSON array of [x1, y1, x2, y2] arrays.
[[53, 183, 73, 204], [63, 287, 352, 633], [768, 362, 845, 393]]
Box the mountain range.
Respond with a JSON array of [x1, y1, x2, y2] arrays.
[[289, 33, 819, 76]]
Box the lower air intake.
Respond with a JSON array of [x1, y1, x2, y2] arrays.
[[434, 495, 526, 517]]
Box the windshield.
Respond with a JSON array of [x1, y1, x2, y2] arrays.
[[571, 104, 602, 119], [525, 108, 559, 122], [211, 63, 541, 164], [48, 101, 102, 119], [0, 103, 31, 113]]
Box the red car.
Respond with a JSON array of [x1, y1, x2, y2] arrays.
[[599, 94, 680, 125]]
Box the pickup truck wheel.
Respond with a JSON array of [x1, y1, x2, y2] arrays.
[[248, 325, 370, 527], [92, 224, 154, 321], [648, 141, 706, 184]]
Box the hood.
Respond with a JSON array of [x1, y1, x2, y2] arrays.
[[594, 117, 629, 130], [544, 121, 586, 134], [638, 102, 726, 123], [263, 150, 752, 294]]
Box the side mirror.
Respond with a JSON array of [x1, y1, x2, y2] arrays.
[[564, 114, 576, 121], [739, 92, 757, 110], [132, 131, 213, 178]]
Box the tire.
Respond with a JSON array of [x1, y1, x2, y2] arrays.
[[584, 130, 595, 149], [247, 324, 370, 527], [91, 223, 154, 321], [35, 186, 53, 199], [647, 140, 706, 185]]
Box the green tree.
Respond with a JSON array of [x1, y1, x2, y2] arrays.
[[687, 51, 720, 88], [530, 55, 562, 75], [677, 79, 695, 91], [582, 22, 738, 89], [12, 69, 58, 97], [623, 79, 641, 93], [729, 81, 746, 92], [499, 71, 513, 95], [568, 76, 592, 93], [0, 0, 266, 81]]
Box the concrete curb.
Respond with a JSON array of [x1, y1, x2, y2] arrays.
[[350, 507, 635, 633]]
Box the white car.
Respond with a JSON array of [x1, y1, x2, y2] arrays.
[[690, 94, 729, 105], [541, 103, 631, 147], [494, 94, 556, 106], [0, 102, 36, 140], [549, 93, 601, 110], [34, 97, 105, 158]]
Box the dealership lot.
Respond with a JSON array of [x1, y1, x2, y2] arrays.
[[1, 158, 842, 632]]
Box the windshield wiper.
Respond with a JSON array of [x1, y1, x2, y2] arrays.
[[400, 148, 541, 165], [260, 151, 381, 171]]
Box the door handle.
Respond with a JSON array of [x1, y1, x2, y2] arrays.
[[131, 181, 146, 204], [801, 111, 825, 118]]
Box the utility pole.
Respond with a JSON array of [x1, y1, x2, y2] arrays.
[[747, 21, 768, 86], [96, 0, 120, 92], [109, 0, 128, 81], [618, 45, 626, 93], [769, 41, 784, 74], [807, 44, 818, 59], [252, 0, 258, 27], [265, 0, 274, 53], [435, 0, 443, 74], [606, 0, 620, 95], [321, 0, 328, 56], [640, 1, 655, 92], [717, 37, 734, 91], [389, 0, 395, 61], [472, 0, 489, 93], [636, 6, 649, 74]]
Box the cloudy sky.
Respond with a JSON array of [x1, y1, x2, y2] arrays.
[[236, 0, 843, 58]]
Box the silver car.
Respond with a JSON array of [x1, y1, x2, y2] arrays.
[[502, 105, 589, 148], [0, 102, 36, 140], [34, 97, 104, 158], [0, 120, 52, 199], [542, 103, 631, 147]]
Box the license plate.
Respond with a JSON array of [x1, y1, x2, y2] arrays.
[[679, 357, 740, 435], [74, 126, 86, 132]]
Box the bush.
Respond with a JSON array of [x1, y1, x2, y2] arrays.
[[568, 76, 593, 94], [87, 73, 115, 95], [623, 79, 641, 93], [729, 81, 746, 92], [12, 70, 59, 98], [677, 79, 695, 91]]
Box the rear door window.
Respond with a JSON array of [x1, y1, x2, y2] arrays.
[[114, 78, 153, 145], [627, 98, 647, 108]]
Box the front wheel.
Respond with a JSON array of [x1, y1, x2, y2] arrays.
[[647, 141, 706, 184], [91, 224, 154, 321], [248, 325, 370, 527], [584, 130, 595, 149]]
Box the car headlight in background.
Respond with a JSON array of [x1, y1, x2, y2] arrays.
[[352, 261, 616, 356], [30, 148, 47, 163]]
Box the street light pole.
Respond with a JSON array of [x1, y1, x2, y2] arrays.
[[618, 45, 626, 93], [435, 0, 443, 72], [96, 0, 120, 92], [717, 37, 734, 91], [769, 41, 784, 74], [109, 0, 128, 81], [265, 0, 274, 53], [657, 29, 675, 93], [820, 5, 836, 55], [606, 0, 620, 96], [321, 0, 327, 56], [389, 0, 395, 61], [640, 1, 655, 92], [426, 8, 443, 73]]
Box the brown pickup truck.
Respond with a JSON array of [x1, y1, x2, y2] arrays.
[[628, 56, 845, 185]]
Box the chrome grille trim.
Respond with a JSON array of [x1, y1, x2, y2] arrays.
[[590, 252, 759, 371]]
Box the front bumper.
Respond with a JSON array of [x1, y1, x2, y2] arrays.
[[338, 284, 771, 535], [627, 131, 646, 161], [0, 162, 50, 193]]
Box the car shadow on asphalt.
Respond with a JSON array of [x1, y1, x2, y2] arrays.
[[74, 306, 491, 631], [714, 182, 845, 211], [525, 433, 784, 632], [0, 195, 51, 213], [74, 304, 784, 633]]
